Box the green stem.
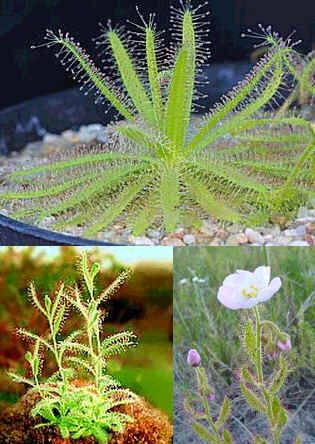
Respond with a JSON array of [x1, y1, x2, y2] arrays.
[[254, 306, 263, 384], [48, 318, 65, 382], [262, 245, 270, 267], [202, 397, 220, 444]]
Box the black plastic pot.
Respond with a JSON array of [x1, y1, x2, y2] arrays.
[[0, 62, 251, 246], [0, 87, 118, 245]]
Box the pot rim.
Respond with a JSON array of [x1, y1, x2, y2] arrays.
[[0, 213, 120, 246]]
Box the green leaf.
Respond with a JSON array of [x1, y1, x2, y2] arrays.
[[44, 295, 52, 315], [108, 30, 155, 126], [159, 167, 180, 232], [53, 304, 66, 336], [269, 355, 288, 394], [184, 173, 241, 223], [25, 351, 33, 365], [48, 31, 134, 121], [240, 383, 266, 413], [253, 436, 269, 444], [165, 47, 190, 149], [91, 263, 101, 280], [33, 355, 39, 377], [241, 367, 257, 387], [187, 52, 283, 153], [146, 26, 163, 127], [192, 421, 216, 442], [222, 429, 233, 444], [84, 175, 152, 236], [216, 396, 231, 429]]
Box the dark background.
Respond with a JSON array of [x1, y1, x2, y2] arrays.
[[0, 0, 314, 110]]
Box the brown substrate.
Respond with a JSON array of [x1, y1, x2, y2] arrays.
[[0, 391, 173, 444]]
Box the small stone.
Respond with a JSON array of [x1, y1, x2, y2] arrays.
[[78, 124, 107, 143], [43, 133, 60, 144], [200, 221, 217, 237], [245, 228, 264, 244], [161, 237, 185, 246], [284, 226, 306, 237], [305, 234, 315, 245], [146, 229, 163, 240], [173, 228, 185, 239], [227, 224, 243, 234], [38, 216, 55, 228], [183, 234, 196, 245], [0, 209, 9, 216], [216, 228, 228, 240], [296, 217, 315, 225], [306, 222, 315, 235], [226, 233, 248, 245], [132, 236, 155, 246], [62, 129, 80, 143]]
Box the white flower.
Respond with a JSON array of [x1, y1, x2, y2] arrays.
[[217, 266, 281, 310]]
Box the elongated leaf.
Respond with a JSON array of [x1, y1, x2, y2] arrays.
[[84, 175, 152, 236], [240, 382, 266, 413], [165, 47, 190, 149], [8, 153, 150, 179], [187, 53, 283, 153], [108, 31, 154, 126], [116, 124, 167, 157], [192, 421, 216, 442], [48, 31, 134, 121], [184, 174, 241, 223], [181, 10, 196, 144], [17, 329, 53, 352], [53, 304, 66, 336], [222, 429, 233, 444], [146, 26, 163, 127], [51, 283, 64, 321], [159, 167, 180, 231], [28, 283, 46, 317], [216, 396, 231, 429], [269, 355, 288, 394]]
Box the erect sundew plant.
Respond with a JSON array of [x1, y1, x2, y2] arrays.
[[185, 266, 302, 444], [2, 1, 315, 235], [9, 252, 138, 444]]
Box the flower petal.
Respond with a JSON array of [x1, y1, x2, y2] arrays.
[[217, 285, 245, 310], [241, 297, 259, 309], [223, 270, 253, 287], [257, 277, 282, 302], [254, 266, 271, 287]]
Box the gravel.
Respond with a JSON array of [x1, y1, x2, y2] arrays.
[[1, 122, 314, 246]]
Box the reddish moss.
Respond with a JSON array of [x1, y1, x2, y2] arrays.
[[0, 390, 172, 444]]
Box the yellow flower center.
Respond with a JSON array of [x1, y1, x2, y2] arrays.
[[242, 285, 259, 299]]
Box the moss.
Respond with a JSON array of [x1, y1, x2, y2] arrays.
[[0, 390, 173, 444]]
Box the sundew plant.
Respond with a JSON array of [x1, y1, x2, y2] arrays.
[[9, 253, 137, 444], [2, 1, 315, 236], [185, 266, 301, 444]]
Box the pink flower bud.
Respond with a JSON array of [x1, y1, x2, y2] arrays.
[[207, 393, 216, 402], [277, 338, 292, 351], [187, 349, 201, 367]]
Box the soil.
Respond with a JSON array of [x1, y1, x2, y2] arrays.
[[0, 390, 173, 444]]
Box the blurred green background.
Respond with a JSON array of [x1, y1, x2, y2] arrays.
[[174, 247, 315, 443], [0, 246, 173, 418]]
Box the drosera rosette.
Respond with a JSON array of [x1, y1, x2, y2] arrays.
[[1, 1, 314, 237], [8, 252, 139, 444], [184, 348, 234, 443], [217, 265, 300, 444]]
